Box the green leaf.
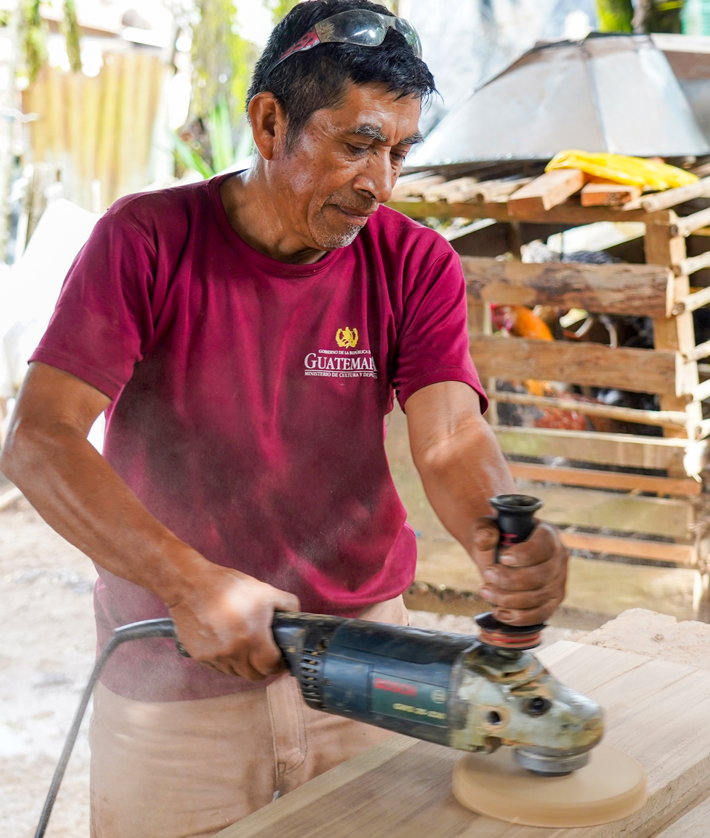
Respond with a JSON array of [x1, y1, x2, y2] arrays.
[[209, 95, 234, 174], [174, 135, 214, 179]]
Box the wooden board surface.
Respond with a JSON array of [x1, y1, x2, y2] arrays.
[[470, 335, 679, 395], [462, 257, 673, 318], [515, 481, 694, 540], [494, 426, 690, 471], [559, 531, 695, 565], [654, 790, 710, 836], [507, 462, 702, 497], [386, 199, 675, 227], [581, 181, 642, 207], [216, 641, 710, 838], [508, 169, 586, 214]]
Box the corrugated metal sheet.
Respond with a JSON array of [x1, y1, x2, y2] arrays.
[[407, 33, 709, 171]]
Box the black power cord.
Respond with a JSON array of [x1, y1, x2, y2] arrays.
[[34, 618, 177, 838]]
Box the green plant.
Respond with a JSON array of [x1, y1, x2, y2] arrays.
[[62, 0, 82, 73], [597, 0, 634, 31], [20, 0, 83, 82], [190, 0, 258, 126], [175, 96, 251, 178], [21, 0, 47, 82]]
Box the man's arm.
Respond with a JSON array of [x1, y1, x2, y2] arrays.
[[0, 361, 299, 680], [405, 380, 568, 626]]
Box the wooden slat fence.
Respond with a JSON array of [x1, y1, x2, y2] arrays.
[[22, 51, 165, 211]]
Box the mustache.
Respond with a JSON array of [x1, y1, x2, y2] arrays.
[[331, 200, 379, 216]]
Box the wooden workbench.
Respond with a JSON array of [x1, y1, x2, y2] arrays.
[[216, 610, 710, 838]]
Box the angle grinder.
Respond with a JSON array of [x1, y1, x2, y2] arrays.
[[34, 495, 613, 838]]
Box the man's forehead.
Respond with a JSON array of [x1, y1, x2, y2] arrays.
[[323, 81, 422, 144]]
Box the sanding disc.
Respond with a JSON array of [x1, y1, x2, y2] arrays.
[[452, 744, 647, 828]]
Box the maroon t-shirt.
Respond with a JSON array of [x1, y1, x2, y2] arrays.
[[31, 175, 486, 701]]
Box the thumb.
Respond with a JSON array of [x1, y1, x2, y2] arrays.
[[272, 591, 301, 614], [471, 516, 501, 577]]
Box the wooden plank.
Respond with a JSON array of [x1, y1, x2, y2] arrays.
[[507, 462, 702, 497], [581, 180, 642, 207], [676, 251, 710, 279], [515, 482, 694, 539], [95, 53, 121, 209], [654, 790, 710, 836], [508, 168, 585, 215], [560, 531, 695, 564], [692, 377, 710, 403], [676, 207, 710, 237], [640, 176, 710, 213], [217, 642, 710, 838], [491, 390, 688, 429], [467, 177, 533, 203], [494, 426, 690, 471], [674, 285, 710, 316], [684, 338, 710, 363], [387, 198, 675, 227], [462, 257, 673, 318], [390, 174, 445, 201], [422, 177, 479, 203], [471, 335, 678, 395]]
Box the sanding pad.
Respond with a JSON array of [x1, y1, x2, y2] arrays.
[[452, 744, 647, 828]]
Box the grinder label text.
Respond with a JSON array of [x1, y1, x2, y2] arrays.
[[371, 674, 448, 727]]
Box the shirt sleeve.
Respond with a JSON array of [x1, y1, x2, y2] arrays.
[[30, 214, 157, 401], [392, 248, 488, 412]]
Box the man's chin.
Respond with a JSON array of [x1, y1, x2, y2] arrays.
[[311, 223, 363, 251]]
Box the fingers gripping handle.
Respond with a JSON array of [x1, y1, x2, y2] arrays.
[[476, 494, 545, 650]]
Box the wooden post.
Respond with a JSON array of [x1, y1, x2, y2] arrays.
[[646, 215, 702, 444], [647, 215, 706, 609]]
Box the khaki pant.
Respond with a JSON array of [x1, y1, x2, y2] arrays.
[[89, 597, 408, 838]]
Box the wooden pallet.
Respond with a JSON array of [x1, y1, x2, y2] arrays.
[[388, 172, 710, 606]]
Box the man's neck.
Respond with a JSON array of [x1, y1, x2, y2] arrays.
[[219, 169, 327, 265]]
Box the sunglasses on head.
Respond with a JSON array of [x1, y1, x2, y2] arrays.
[[265, 9, 423, 78]]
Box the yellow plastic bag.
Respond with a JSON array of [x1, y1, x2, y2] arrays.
[[546, 150, 697, 191]]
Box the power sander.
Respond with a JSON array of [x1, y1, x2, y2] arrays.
[[34, 494, 608, 837]]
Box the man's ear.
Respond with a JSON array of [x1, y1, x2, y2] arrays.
[[248, 92, 289, 161]]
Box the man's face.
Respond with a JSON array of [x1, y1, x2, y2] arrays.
[[270, 82, 423, 251]]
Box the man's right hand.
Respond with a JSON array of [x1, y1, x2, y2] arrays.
[[168, 563, 300, 681]]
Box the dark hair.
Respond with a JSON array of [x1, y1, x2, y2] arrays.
[[246, 0, 436, 146]]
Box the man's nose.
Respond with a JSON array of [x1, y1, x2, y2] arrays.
[[354, 152, 396, 204]]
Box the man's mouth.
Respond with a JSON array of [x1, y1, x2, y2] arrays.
[[333, 205, 377, 225]]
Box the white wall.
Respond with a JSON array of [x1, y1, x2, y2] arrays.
[[409, 0, 598, 128]]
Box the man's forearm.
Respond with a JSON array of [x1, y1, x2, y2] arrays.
[[411, 416, 515, 556]]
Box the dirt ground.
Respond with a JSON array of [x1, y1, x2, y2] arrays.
[[1, 494, 96, 838]]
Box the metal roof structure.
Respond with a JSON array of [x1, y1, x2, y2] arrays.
[[406, 33, 710, 172]]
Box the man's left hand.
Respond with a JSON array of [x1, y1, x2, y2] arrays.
[[473, 520, 569, 626]]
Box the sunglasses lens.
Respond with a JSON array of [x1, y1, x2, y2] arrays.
[[317, 11, 387, 47], [394, 18, 423, 59]]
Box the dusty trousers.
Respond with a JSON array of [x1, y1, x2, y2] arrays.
[[89, 596, 408, 838]]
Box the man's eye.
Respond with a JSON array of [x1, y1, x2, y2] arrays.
[[347, 144, 369, 156]]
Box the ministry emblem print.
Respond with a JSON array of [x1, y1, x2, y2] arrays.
[[304, 328, 378, 379]]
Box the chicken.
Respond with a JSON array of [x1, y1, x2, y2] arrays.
[[490, 304, 589, 431]]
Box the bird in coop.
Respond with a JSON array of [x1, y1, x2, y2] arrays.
[[490, 304, 588, 431]]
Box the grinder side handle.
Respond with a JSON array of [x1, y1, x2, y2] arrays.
[[476, 494, 546, 649]]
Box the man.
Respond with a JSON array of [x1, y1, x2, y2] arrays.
[[1, 2, 568, 836]]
